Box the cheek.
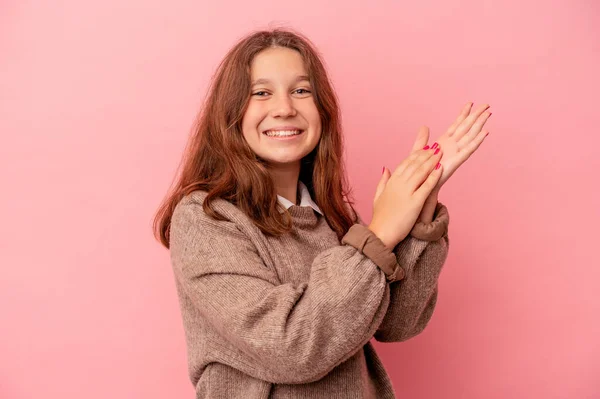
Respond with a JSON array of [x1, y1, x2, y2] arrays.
[[298, 102, 321, 127], [309, 108, 322, 132], [241, 105, 261, 134]]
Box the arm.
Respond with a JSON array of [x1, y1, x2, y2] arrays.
[[417, 188, 440, 225], [169, 196, 395, 385], [373, 201, 450, 342]]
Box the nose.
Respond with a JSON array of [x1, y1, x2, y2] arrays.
[[270, 94, 297, 118]]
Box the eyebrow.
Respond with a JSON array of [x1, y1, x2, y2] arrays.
[[251, 75, 311, 87]]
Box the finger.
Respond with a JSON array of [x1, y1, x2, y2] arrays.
[[415, 162, 443, 200], [460, 129, 489, 158], [391, 150, 422, 178], [452, 104, 490, 141], [457, 111, 492, 149], [374, 167, 391, 204], [447, 102, 473, 137], [410, 126, 430, 154], [406, 148, 442, 190], [393, 147, 435, 179]]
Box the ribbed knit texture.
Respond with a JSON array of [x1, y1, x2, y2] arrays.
[[169, 190, 449, 398]]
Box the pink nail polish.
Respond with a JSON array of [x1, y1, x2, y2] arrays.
[[435, 163, 441, 170], [423, 145, 430, 150], [431, 142, 438, 149], [382, 166, 385, 174], [434, 148, 440, 155]]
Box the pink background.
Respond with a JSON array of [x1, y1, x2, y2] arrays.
[[1, 0, 599, 398]]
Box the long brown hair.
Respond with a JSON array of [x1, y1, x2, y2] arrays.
[[153, 28, 359, 248]]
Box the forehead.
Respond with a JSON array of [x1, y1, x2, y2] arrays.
[[250, 47, 308, 79]]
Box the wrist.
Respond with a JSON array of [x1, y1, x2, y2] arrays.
[[425, 188, 440, 207], [417, 193, 439, 224], [429, 187, 441, 199], [367, 223, 397, 250]]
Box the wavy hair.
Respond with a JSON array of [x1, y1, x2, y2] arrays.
[[153, 28, 359, 248]]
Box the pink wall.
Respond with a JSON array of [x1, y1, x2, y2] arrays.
[[1, 1, 599, 398]]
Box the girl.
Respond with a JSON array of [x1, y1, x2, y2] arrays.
[[154, 28, 491, 398]]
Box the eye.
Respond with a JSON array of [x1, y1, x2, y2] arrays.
[[252, 91, 269, 97], [294, 88, 311, 95]]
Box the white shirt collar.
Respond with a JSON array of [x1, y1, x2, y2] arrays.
[[277, 181, 323, 215]]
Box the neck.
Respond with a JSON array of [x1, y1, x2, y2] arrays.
[[268, 162, 301, 205]]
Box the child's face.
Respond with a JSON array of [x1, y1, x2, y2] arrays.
[[242, 47, 322, 169]]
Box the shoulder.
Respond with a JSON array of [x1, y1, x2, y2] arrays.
[[171, 190, 257, 242], [169, 191, 269, 278], [173, 190, 247, 223]]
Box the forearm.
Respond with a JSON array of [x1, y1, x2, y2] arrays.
[[374, 234, 448, 342], [417, 189, 440, 224], [374, 203, 450, 342], [172, 197, 393, 384]]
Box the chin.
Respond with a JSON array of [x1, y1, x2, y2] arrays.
[[264, 157, 304, 166]]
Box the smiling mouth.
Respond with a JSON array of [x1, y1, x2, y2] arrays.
[[263, 130, 304, 137]]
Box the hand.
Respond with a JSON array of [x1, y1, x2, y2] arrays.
[[369, 145, 444, 249], [411, 103, 492, 191]]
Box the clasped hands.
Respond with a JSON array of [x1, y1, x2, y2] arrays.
[[378, 102, 492, 223]]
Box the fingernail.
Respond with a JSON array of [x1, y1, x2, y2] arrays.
[[435, 163, 441, 170], [382, 166, 385, 174], [423, 145, 430, 150], [434, 148, 440, 155], [485, 132, 489, 137], [431, 142, 438, 149]]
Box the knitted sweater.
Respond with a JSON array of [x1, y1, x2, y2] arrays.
[[169, 188, 450, 398]]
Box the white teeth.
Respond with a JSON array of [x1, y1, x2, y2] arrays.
[[264, 130, 302, 137]]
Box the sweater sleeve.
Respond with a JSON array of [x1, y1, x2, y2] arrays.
[[169, 197, 392, 385], [373, 202, 450, 342]]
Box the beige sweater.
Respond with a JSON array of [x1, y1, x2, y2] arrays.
[[169, 188, 449, 398]]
